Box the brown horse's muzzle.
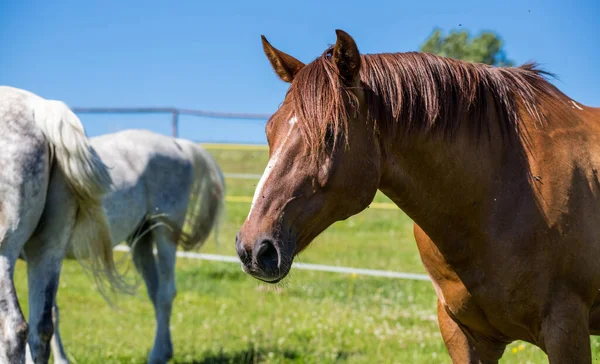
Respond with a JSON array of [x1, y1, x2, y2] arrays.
[[235, 231, 295, 283]]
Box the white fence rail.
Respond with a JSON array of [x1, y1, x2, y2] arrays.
[[114, 246, 430, 281]]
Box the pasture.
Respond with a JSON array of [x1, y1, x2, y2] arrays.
[[13, 145, 600, 363]]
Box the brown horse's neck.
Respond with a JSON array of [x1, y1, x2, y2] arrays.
[[377, 122, 537, 258]]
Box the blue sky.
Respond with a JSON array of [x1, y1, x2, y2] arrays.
[[1, 0, 598, 144]]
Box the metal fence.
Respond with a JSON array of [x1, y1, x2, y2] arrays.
[[72, 106, 271, 138]]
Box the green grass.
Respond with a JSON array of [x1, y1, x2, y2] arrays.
[[12, 145, 600, 363]]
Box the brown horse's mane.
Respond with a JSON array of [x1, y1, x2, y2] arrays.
[[289, 47, 566, 154]]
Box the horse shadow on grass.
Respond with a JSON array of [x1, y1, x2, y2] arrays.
[[172, 345, 353, 363], [172, 346, 297, 364]]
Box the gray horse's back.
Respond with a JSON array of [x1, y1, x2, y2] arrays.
[[91, 129, 192, 187], [91, 129, 196, 244]]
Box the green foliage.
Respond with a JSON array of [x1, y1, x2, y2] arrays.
[[420, 29, 514, 66]]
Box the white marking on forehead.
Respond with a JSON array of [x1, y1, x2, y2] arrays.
[[570, 100, 583, 111], [247, 116, 297, 221]]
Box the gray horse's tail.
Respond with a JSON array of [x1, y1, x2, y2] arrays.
[[32, 98, 132, 297], [173, 141, 225, 251]]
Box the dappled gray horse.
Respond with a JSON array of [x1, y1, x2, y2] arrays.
[[50, 129, 225, 364], [0, 86, 123, 363]]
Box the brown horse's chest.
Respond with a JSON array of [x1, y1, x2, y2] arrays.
[[430, 264, 545, 344], [415, 227, 545, 342], [428, 264, 508, 338]]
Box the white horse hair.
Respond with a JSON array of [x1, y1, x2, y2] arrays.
[[49, 129, 225, 364], [0, 86, 124, 363]]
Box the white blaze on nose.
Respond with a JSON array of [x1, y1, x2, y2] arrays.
[[247, 116, 297, 221]]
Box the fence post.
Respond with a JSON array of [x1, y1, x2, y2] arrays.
[[171, 110, 179, 137]]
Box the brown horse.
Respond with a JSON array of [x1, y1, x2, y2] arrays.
[[235, 29, 600, 363]]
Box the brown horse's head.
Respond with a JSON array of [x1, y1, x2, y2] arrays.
[[235, 30, 381, 283]]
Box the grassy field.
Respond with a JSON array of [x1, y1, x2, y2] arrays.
[[12, 145, 600, 363]]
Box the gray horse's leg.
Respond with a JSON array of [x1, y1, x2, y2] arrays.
[[0, 251, 29, 364], [0, 132, 49, 363], [152, 230, 177, 363], [0, 199, 36, 363], [24, 251, 61, 364], [131, 233, 159, 306], [130, 233, 164, 363], [131, 227, 177, 364], [24, 168, 74, 364], [50, 303, 69, 364]]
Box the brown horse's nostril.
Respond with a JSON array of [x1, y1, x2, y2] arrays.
[[255, 239, 279, 271], [235, 233, 251, 265]]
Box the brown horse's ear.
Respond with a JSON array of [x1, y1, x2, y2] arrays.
[[332, 29, 361, 86], [261, 35, 305, 83]]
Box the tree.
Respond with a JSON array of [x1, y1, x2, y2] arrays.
[[420, 29, 514, 66]]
